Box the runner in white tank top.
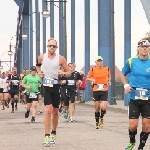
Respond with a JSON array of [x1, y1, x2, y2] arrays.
[[36, 38, 71, 146], [0, 72, 9, 110]]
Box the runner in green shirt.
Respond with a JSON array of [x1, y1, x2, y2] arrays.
[[21, 66, 41, 123]]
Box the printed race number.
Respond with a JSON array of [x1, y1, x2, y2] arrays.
[[42, 78, 54, 87], [135, 89, 148, 100], [97, 84, 104, 90], [29, 93, 37, 98]]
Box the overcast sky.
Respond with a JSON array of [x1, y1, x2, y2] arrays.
[[0, 0, 150, 72]]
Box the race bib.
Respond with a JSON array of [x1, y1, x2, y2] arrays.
[[97, 84, 104, 90], [29, 93, 37, 98], [135, 88, 148, 100], [67, 80, 75, 85], [43, 78, 54, 87], [12, 80, 19, 86]]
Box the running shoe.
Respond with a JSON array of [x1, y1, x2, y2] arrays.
[[50, 134, 56, 145], [31, 117, 35, 123], [95, 122, 100, 129], [38, 110, 43, 114], [11, 109, 14, 113], [64, 110, 69, 119], [100, 119, 104, 127], [43, 136, 50, 147], [125, 142, 135, 150], [7, 104, 9, 108], [25, 112, 29, 118], [5, 101, 9, 107], [15, 106, 18, 111], [69, 117, 74, 122]]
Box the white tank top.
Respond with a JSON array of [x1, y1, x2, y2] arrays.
[[0, 77, 8, 89], [42, 53, 60, 79]]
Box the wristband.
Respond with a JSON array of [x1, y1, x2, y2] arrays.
[[124, 84, 130, 89], [66, 80, 68, 85]]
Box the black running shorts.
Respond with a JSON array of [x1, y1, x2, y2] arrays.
[[0, 88, 9, 93], [26, 93, 39, 103], [92, 91, 108, 101], [10, 89, 19, 98], [128, 100, 150, 119], [38, 85, 44, 96], [60, 86, 66, 101], [43, 85, 60, 108], [63, 91, 77, 106]]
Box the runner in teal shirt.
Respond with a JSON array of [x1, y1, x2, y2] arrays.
[[121, 39, 150, 150], [22, 66, 41, 123]]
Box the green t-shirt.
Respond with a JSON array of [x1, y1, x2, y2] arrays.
[[22, 74, 41, 93]]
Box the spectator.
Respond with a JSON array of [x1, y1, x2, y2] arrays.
[[78, 71, 86, 103]]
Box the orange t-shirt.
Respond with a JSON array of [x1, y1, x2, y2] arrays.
[[87, 66, 111, 91]]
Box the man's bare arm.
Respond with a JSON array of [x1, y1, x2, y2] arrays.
[[60, 56, 71, 77], [120, 73, 128, 85], [36, 54, 43, 73], [21, 82, 31, 90]]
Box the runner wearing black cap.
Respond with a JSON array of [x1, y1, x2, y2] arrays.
[[21, 66, 41, 123]]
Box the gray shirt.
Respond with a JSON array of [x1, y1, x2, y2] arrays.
[[42, 53, 60, 79]]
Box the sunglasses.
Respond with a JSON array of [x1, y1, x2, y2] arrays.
[[68, 65, 74, 68], [47, 45, 57, 48]]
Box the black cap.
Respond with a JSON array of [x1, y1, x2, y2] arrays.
[[30, 66, 37, 71]]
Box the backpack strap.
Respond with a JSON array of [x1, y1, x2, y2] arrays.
[[91, 66, 96, 72]]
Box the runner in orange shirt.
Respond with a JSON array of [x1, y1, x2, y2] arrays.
[[87, 56, 111, 129]]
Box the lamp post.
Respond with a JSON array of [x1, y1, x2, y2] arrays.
[[8, 43, 14, 71], [22, 10, 50, 38], [22, 34, 28, 40], [63, 1, 67, 60], [22, 27, 40, 63], [22, 28, 40, 41], [22, 10, 50, 68], [41, 8, 50, 18], [43, 0, 67, 59], [110, 0, 117, 105], [22, 12, 39, 40], [9, 35, 16, 70]]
